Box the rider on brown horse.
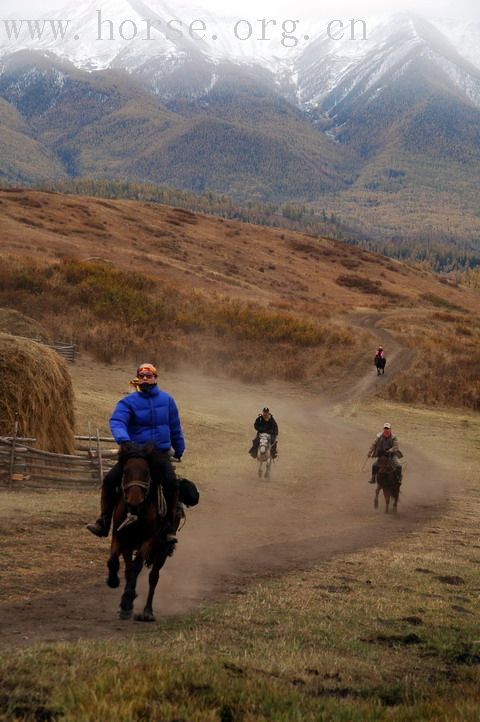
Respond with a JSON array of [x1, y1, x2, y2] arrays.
[[368, 422, 403, 484], [86, 363, 185, 550]]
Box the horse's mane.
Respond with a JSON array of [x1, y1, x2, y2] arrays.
[[118, 442, 155, 464]]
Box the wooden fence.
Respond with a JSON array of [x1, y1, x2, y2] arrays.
[[19, 336, 77, 363], [50, 342, 77, 363], [0, 432, 117, 488]]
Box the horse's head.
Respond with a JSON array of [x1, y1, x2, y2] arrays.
[[376, 451, 395, 471], [258, 433, 271, 459], [118, 442, 153, 510]]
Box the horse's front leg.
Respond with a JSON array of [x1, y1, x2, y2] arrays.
[[384, 489, 390, 514], [119, 551, 143, 619], [374, 486, 380, 509], [393, 487, 399, 513], [123, 548, 133, 582], [107, 535, 121, 589], [136, 546, 169, 622]]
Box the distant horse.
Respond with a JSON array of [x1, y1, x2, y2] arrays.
[[374, 355, 386, 376], [106, 443, 181, 622], [257, 432, 273, 479], [374, 453, 401, 513]]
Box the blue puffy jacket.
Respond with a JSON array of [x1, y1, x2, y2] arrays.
[[109, 385, 185, 456]]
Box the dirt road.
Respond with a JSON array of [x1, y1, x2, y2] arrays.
[[0, 318, 455, 646]]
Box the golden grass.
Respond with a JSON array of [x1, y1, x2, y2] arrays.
[[374, 310, 480, 410], [0, 309, 51, 342], [0, 256, 366, 384], [1, 188, 480, 406], [0, 390, 479, 720]]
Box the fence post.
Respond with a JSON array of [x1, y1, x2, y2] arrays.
[[96, 427, 104, 486], [8, 415, 19, 488]]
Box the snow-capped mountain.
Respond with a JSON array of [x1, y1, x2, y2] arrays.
[[294, 13, 480, 114], [0, 0, 310, 72], [1, 1, 480, 243], [2, 3, 480, 112]]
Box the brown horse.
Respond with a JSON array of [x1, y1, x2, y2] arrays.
[[106, 443, 181, 621], [374, 454, 401, 513]]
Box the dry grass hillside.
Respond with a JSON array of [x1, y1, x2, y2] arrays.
[[1, 188, 480, 407]]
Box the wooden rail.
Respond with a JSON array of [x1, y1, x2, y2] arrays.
[[18, 336, 77, 362], [0, 432, 117, 488]]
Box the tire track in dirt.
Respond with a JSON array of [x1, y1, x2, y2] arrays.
[[0, 315, 454, 648]]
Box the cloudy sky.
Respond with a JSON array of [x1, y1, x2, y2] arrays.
[[1, 0, 479, 18]]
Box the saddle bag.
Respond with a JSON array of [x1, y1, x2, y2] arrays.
[[178, 477, 200, 507]]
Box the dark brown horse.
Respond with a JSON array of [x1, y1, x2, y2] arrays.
[[106, 443, 181, 621], [374, 356, 386, 376], [374, 454, 401, 513]]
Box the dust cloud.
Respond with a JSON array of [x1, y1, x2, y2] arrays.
[[133, 370, 455, 617], [0, 361, 457, 645]]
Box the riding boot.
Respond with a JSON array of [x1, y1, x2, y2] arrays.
[[86, 484, 117, 537]]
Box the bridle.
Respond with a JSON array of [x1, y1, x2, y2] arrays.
[[117, 470, 152, 532], [258, 433, 272, 460], [122, 476, 151, 494]]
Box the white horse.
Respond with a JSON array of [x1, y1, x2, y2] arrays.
[[257, 432, 273, 479]]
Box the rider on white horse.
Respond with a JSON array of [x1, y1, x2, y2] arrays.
[[249, 407, 279, 459]]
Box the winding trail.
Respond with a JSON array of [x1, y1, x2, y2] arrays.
[[0, 314, 455, 647]]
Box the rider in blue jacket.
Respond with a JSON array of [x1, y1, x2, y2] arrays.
[[87, 363, 185, 546]]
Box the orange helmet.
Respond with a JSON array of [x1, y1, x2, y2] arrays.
[[136, 363, 157, 377]]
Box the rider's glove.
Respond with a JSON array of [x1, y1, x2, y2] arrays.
[[173, 453, 182, 461], [120, 440, 137, 452]]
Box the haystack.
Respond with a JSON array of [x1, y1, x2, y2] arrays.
[[0, 308, 51, 342], [0, 333, 75, 453]]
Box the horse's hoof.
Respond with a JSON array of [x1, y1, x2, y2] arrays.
[[119, 608, 133, 620], [107, 575, 120, 589], [134, 611, 155, 623]]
